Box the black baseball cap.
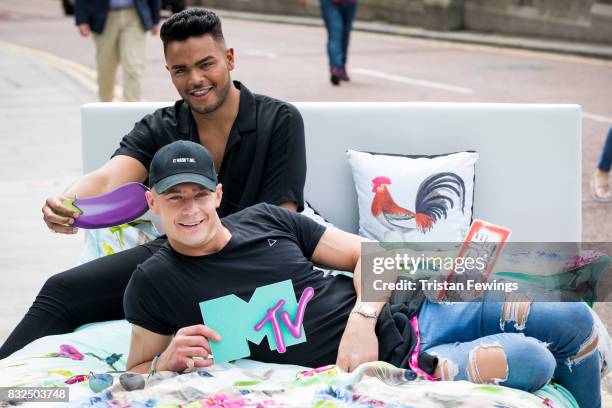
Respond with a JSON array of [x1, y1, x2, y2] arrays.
[[149, 140, 218, 193]]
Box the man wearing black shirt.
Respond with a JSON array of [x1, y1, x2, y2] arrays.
[[125, 140, 385, 373], [0, 8, 306, 358]]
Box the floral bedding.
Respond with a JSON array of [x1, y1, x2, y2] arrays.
[[0, 320, 578, 407]]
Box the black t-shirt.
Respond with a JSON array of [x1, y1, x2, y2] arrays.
[[124, 203, 357, 368], [112, 81, 306, 216]]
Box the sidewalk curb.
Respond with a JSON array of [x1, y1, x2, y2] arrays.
[[0, 40, 123, 100], [0, 40, 97, 94], [212, 9, 612, 61]]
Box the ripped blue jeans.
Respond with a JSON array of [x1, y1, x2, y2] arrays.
[[417, 299, 600, 408]]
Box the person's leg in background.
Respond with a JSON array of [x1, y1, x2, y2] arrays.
[[339, 1, 357, 81], [418, 299, 601, 408], [0, 238, 165, 359], [320, 0, 344, 85], [593, 127, 612, 202], [92, 11, 121, 102], [117, 8, 146, 102]]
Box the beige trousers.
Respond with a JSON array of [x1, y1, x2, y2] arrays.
[[92, 8, 146, 101]]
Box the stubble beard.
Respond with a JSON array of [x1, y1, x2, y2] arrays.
[[185, 76, 232, 115]]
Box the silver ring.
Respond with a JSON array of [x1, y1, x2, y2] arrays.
[[185, 357, 195, 369], [192, 355, 214, 361]]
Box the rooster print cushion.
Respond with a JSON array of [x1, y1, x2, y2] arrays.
[[347, 150, 479, 242]]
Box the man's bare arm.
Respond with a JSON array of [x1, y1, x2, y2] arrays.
[[65, 155, 148, 198], [279, 202, 298, 212], [310, 228, 387, 311], [310, 228, 390, 372], [126, 325, 172, 374], [42, 155, 147, 234], [127, 324, 221, 373], [310, 227, 361, 271]]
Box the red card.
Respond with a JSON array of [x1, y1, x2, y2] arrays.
[[437, 219, 511, 301]]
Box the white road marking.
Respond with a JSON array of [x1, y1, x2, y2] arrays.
[[243, 49, 278, 59], [583, 112, 612, 125], [352, 67, 474, 94]]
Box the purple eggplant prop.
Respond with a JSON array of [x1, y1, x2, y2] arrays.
[[62, 183, 150, 229]]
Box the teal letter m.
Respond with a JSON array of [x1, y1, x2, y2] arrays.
[[199, 280, 306, 363]]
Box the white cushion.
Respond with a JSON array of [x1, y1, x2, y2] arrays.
[[347, 150, 478, 242]]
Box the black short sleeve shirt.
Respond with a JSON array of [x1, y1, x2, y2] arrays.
[[124, 203, 357, 367], [112, 82, 306, 216]]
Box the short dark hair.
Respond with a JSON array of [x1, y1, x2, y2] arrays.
[[160, 8, 225, 51]]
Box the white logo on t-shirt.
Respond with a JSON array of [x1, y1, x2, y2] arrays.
[[267, 239, 277, 247]]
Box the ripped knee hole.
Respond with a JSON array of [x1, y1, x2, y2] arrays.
[[571, 329, 598, 362], [501, 295, 532, 330], [467, 345, 508, 385]]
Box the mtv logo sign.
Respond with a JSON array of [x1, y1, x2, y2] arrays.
[[199, 280, 314, 363]]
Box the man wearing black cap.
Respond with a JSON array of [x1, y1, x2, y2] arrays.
[[0, 8, 306, 358], [124, 140, 387, 375]]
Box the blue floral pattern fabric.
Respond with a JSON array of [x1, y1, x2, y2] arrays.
[[79, 219, 160, 264]]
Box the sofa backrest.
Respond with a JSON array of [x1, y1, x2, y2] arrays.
[[82, 102, 581, 242]]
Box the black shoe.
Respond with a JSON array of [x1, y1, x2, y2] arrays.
[[330, 68, 341, 86], [340, 66, 350, 81]]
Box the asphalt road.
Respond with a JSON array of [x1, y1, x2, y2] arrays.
[[0, 0, 611, 400]]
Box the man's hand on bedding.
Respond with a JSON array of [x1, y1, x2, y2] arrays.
[[42, 196, 79, 234], [157, 324, 221, 372], [336, 313, 379, 372]]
